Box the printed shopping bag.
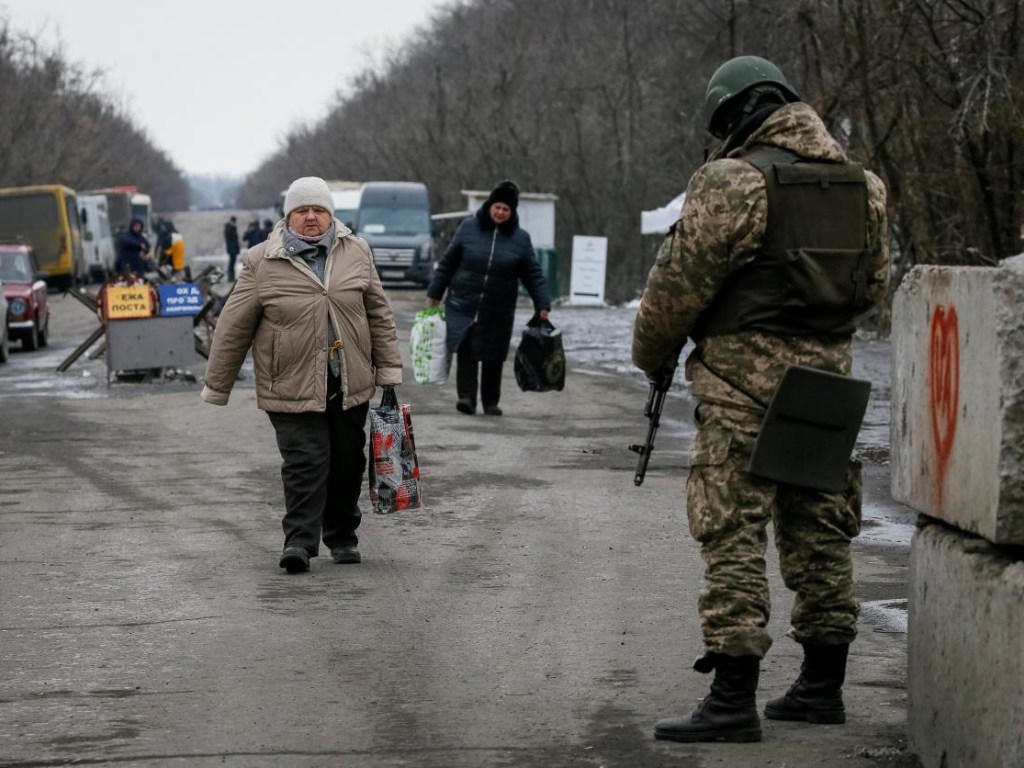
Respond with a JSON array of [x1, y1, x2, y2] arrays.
[[514, 315, 566, 392], [368, 388, 422, 514], [410, 305, 450, 384]]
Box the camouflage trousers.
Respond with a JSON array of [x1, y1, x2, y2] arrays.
[[686, 402, 862, 658]]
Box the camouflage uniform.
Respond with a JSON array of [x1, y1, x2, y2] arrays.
[[633, 102, 889, 659]]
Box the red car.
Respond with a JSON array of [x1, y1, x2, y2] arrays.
[[1, 244, 49, 351]]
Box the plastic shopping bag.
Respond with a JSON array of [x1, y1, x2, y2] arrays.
[[368, 388, 422, 514], [514, 315, 566, 392], [410, 306, 450, 384]]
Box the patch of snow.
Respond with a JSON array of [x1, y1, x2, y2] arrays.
[[859, 598, 908, 634]]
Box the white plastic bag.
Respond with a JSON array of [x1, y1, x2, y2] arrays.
[[410, 306, 450, 384]]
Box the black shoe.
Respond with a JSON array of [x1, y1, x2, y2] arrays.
[[456, 398, 475, 414], [279, 547, 310, 573], [765, 643, 848, 724], [654, 654, 762, 743], [331, 544, 361, 564], [483, 404, 503, 416]]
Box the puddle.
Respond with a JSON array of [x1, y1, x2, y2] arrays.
[[860, 598, 908, 633]]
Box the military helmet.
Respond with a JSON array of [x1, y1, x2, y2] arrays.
[[705, 55, 799, 138]]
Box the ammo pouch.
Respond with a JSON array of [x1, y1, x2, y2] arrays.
[[771, 162, 871, 334], [747, 365, 871, 493], [696, 152, 871, 338]]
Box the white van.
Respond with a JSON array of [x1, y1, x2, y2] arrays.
[[327, 181, 362, 231], [131, 193, 153, 236], [78, 194, 116, 281]]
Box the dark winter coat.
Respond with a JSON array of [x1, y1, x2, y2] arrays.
[[242, 224, 265, 248], [224, 221, 240, 255], [427, 206, 550, 361], [114, 219, 151, 276]]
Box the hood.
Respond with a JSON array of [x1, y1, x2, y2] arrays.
[[475, 203, 519, 236], [730, 102, 848, 164], [358, 231, 431, 249], [3, 280, 34, 297]]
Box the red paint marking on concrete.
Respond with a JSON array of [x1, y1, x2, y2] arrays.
[[928, 305, 960, 506]]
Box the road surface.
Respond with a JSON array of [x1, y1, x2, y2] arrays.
[[0, 285, 918, 767]]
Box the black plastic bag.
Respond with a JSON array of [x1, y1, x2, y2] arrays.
[[514, 315, 566, 392]]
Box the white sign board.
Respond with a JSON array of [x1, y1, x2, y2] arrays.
[[570, 235, 608, 305]]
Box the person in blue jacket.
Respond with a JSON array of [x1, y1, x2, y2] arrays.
[[114, 217, 152, 279], [426, 180, 551, 416]]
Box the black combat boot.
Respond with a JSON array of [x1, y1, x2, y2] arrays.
[[764, 643, 848, 724], [654, 653, 762, 743]]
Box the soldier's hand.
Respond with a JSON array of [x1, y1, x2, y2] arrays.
[[649, 366, 675, 390]]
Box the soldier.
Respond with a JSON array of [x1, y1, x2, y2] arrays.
[[632, 56, 889, 743]]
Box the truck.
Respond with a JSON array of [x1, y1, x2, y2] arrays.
[[355, 181, 434, 287], [81, 188, 133, 233], [131, 193, 153, 236], [78, 194, 117, 281]]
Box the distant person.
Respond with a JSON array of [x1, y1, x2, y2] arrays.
[[167, 231, 186, 278], [242, 219, 265, 248], [201, 176, 403, 574], [114, 217, 152, 279], [154, 218, 185, 276], [426, 180, 550, 416], [633, 55, 889, 744], [223, 216, 240, 280], [261, 218, 275, 241]]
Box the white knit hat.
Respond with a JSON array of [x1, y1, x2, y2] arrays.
[[283, 176, 333, 217]]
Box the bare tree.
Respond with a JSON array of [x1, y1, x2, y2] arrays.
[[237, 0, 1024, 302], [0, 22, 190, 210]]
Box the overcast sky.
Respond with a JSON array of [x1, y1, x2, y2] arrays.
[[0, 0, 450, 177]]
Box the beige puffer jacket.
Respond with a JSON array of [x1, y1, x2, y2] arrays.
[[201, 221, 402, 412]]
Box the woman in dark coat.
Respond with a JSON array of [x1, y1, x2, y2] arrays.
[[426, 180, 551, 416], [114, 217, 152, 278]]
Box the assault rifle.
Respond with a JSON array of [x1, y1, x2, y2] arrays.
[[629, 373, 673, 487]]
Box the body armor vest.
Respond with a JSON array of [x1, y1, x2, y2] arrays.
[[696, 149, 870, 338]]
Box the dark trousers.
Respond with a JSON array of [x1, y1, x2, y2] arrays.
[[456, 328, 503, 408], [266, 381, 369, 556], [226, 251, 239, 281]]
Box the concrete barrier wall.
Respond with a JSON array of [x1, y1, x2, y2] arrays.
[[907, 521, 1024, 768], [891, 258, 1024, 545]]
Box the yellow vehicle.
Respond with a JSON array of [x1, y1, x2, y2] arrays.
[[0, 185, 85, 288]]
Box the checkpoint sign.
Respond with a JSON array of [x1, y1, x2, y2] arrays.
[[159, 283, 204, 316], [570, 235, 608, 305], [104, 285, 153, 319]]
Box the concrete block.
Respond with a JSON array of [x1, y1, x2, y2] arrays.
[[891, 258, 1024, 544], [907, 520, 1024, 768]]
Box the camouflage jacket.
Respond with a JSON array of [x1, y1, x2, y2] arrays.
[[632, 102, 889, 422]]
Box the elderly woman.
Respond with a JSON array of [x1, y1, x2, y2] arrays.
[[426, 180, 551, 416], [202, 176, 403, 573]]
